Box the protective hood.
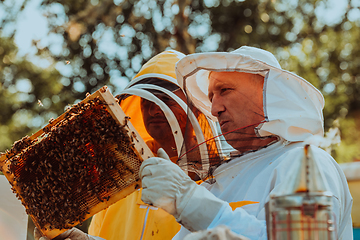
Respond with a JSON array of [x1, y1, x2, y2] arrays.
[[117, 50, 223, 180], [175, 46, 325, 142], [129, 49, 184, 88]]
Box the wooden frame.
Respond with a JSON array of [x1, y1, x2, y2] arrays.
[[0, 86, 154, 239]]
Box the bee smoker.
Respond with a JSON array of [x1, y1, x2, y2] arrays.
[[266, 145, 336, 240]]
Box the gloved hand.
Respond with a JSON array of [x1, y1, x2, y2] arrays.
[[140, 148, 227, 232], [184, 225, 250, 240], [34, 227, 104, 240]]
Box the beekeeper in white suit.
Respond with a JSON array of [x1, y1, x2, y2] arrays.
[[139, 46, 353, 240]]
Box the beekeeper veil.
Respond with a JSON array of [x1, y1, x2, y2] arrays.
[[175, 46, 325, 163], [116, 50, 223, 181]]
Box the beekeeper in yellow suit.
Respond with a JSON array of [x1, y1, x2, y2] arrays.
[[35, 50, 224, 240], [89, 49, 223, 240]]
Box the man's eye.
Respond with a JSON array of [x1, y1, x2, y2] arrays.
[[160, 96, 172, 102], [221, 88, 229, 94]]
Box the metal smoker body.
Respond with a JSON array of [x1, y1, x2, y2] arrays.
[[266, 145, 336, 240]]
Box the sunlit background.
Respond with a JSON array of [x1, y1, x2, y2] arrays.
[[1, 0, 360, 161], [2, 0, 360, 239]]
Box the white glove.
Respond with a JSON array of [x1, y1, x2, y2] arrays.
[[140, 148, 226, 232], [34, 227, 104, 240]]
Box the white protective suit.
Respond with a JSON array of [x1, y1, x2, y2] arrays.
[[171, 46, 353, 239]]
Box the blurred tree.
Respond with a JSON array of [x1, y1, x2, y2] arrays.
[[1, 0, 360, 162], [0, 37, 64, 151]]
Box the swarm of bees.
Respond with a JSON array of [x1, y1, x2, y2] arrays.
[[2, 94, 143, 232]]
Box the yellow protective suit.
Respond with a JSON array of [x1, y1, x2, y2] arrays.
[[89, 50, 185, 240], [89, 189, 180, 240]]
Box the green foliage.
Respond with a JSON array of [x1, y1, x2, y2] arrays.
[[0, 37, 64, 151], [333, 116, 360, 163], [1, 0, 360, 162]]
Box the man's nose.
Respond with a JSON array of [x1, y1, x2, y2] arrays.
[[210, 97, 225, 117]]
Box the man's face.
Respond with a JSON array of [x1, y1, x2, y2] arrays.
[[208, 71, 265, 150], [140, 91, 187, 146], [141, 90, 201, 180]]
